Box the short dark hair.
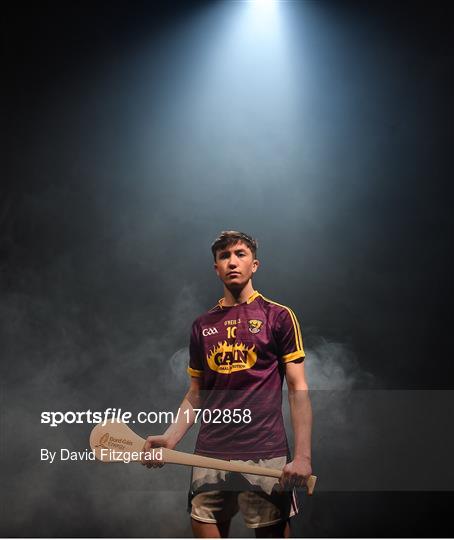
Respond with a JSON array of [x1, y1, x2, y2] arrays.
[[211, 231, 258, 260]]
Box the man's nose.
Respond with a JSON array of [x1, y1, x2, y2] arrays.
[[228, 258, 238, 267]]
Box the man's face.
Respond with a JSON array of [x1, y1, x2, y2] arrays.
[[214, 241, 259, 288]]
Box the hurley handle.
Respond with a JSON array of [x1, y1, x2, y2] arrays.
[[162, 448, 318, 495], [89, 421, 317, 495]]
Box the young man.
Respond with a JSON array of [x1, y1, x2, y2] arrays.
[[143, 231, 312, 538]]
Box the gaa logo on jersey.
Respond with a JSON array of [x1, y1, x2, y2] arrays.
[[202, 326, 219, 336], [248, 319, 263, 334]]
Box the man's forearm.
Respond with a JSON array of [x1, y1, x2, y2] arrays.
[[163, 388, 202, 448], [288, 387, 312, 461]]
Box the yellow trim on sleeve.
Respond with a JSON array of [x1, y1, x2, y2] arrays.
[[289, 308, 303, 351], [282, 350, 305, 363], [259, 294, 304, 351], [187, 367, 203, 377]]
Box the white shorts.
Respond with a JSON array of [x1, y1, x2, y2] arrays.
[[187, 456, 299, 529]]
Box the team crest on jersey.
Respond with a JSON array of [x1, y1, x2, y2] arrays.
[[248, 319, 263, 334], [206, 341, 257, 374]]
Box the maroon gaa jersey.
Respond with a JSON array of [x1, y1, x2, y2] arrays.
[[187, 290, 305, 460]]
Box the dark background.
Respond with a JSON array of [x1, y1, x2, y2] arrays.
[[1, 0, 453, 537]]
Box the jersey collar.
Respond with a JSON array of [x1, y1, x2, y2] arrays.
[[218, 290, 260, 309]]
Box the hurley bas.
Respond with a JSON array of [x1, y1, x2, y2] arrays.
[[41, 448, 163, 464]]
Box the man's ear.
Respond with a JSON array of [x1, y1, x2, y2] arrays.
[[214, 262, 220, 277], [252, 258, 260, 273]]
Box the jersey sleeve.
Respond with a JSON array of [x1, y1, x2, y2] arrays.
[[275, 308, 305, 363], [187, 321, 204, 377]]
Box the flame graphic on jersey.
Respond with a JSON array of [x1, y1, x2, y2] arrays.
[[207, 340, 257, 374]]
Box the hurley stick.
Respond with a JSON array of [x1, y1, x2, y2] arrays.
[[89, 420, 317, 495]]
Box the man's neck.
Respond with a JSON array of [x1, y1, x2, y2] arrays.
[[222, 282, 256, 307]]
